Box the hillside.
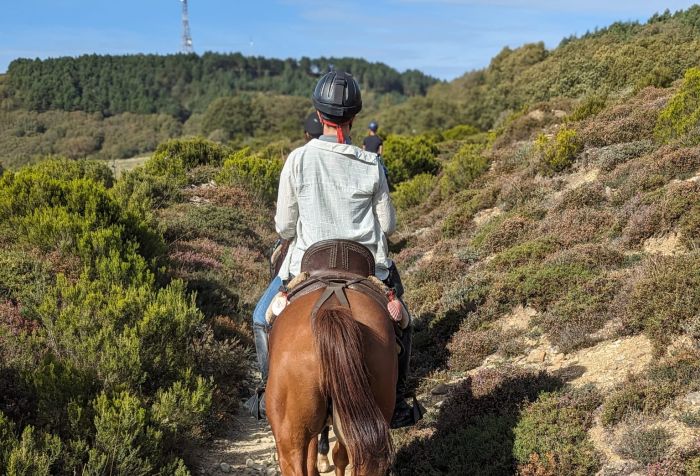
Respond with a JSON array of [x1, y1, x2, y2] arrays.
[[380, 5, 700, 133]]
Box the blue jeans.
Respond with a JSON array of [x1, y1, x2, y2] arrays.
[[253, 276, 283, 328]]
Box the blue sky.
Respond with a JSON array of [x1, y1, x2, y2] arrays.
[[1, 0, 698, 80]]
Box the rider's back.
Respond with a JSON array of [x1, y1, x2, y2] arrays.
[[275, 138, 395, 280]]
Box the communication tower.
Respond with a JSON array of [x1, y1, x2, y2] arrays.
[[181, 0, 194, 53]]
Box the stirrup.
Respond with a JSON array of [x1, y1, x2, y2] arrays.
[[390, 395, 424, 429], [244, 387, 266, 420]]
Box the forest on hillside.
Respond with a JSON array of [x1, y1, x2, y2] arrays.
[[3, 54, 437, 117]]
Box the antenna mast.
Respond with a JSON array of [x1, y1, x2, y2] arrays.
[[181, 0, 194, 53]]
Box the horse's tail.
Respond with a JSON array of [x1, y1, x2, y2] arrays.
[[313, 306, 393, 474]]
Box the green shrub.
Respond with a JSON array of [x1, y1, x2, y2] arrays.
[[216, 147, 283, 203], [535, 127, 583, 174], [655, 67, 700, 143], [5, 426, 62, 476], [635, 65, 676, 91], [382, 135, 440, 185], [0, 412, 17, 471], [569, 94, 607, 122], [144, 137, 229, 181], [513, 387, 601, 476], [391, 173, 437, 210], [25, 157, 114, 187], [442, 124, 481, 140], [151, 373, 213, 443], [439, 144, 489, 197], [85, 391, 161, 475]]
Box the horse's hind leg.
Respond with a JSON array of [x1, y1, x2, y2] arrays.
[[276, 432, 314, 476], [332, 441, 349, 476], [306, 436, 320, 476], [317, 426, 332, 473]]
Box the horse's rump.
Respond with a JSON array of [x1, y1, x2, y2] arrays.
[[313, 305, 393, 473], [267, 286, 396, 475]]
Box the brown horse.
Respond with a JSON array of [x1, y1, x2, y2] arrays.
[[266, 285, 397, 475]]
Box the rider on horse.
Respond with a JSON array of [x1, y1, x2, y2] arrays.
[[246, 70, 420, 429]]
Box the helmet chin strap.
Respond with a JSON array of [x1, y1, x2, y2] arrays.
[[319, 116, 353, 144]]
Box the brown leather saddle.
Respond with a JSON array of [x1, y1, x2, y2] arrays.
[[287, 239, 388, 317]]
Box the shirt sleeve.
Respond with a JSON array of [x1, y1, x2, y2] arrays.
[[274, 154, 299, 239], [373, 162, 396, 236]]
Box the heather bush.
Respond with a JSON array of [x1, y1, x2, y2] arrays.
[[382, 135, 440, 185], [540, 208, 615, 247], [448, 328, 500, 372], [601, 353, 700, 426], [441, 186, 500, 238], [543, 243, 626, 270], [490, 261, 595, 312], [569, 94, 607, 122], [534, 127, 583, 174], [681, 204, 700, 250], [391, 173, 437, 210], [617, 425, 671, 465], [216, 147, 283, 203], [497, 174, 552, 212], [619, 254, 700, 350], [540, 275, 619, 352], [606, 145, 700, 208], [472, 214, 535, 254], [656, 67, 700, 144], [579, 87, 669, 147], [490, 237, 559, 270], [620, 181, 700, 246], [514, 387, 602, 476], [555, 182, 607, 210], [587, 140, 655, 172], [439, 144, 489, 197]]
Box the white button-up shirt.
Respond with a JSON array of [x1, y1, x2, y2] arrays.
[[275, 137, 396, 281]]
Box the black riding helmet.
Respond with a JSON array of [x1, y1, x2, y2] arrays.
[[312, 71, 362, 123], [303, 111, 323, 139]]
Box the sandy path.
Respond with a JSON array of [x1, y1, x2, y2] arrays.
[[191, 407, 344, 475]]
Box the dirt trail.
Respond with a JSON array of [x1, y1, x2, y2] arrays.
[[192, 408, 346, 475]]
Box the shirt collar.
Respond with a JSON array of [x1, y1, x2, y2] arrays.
[[319, 134, 353, 145]]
